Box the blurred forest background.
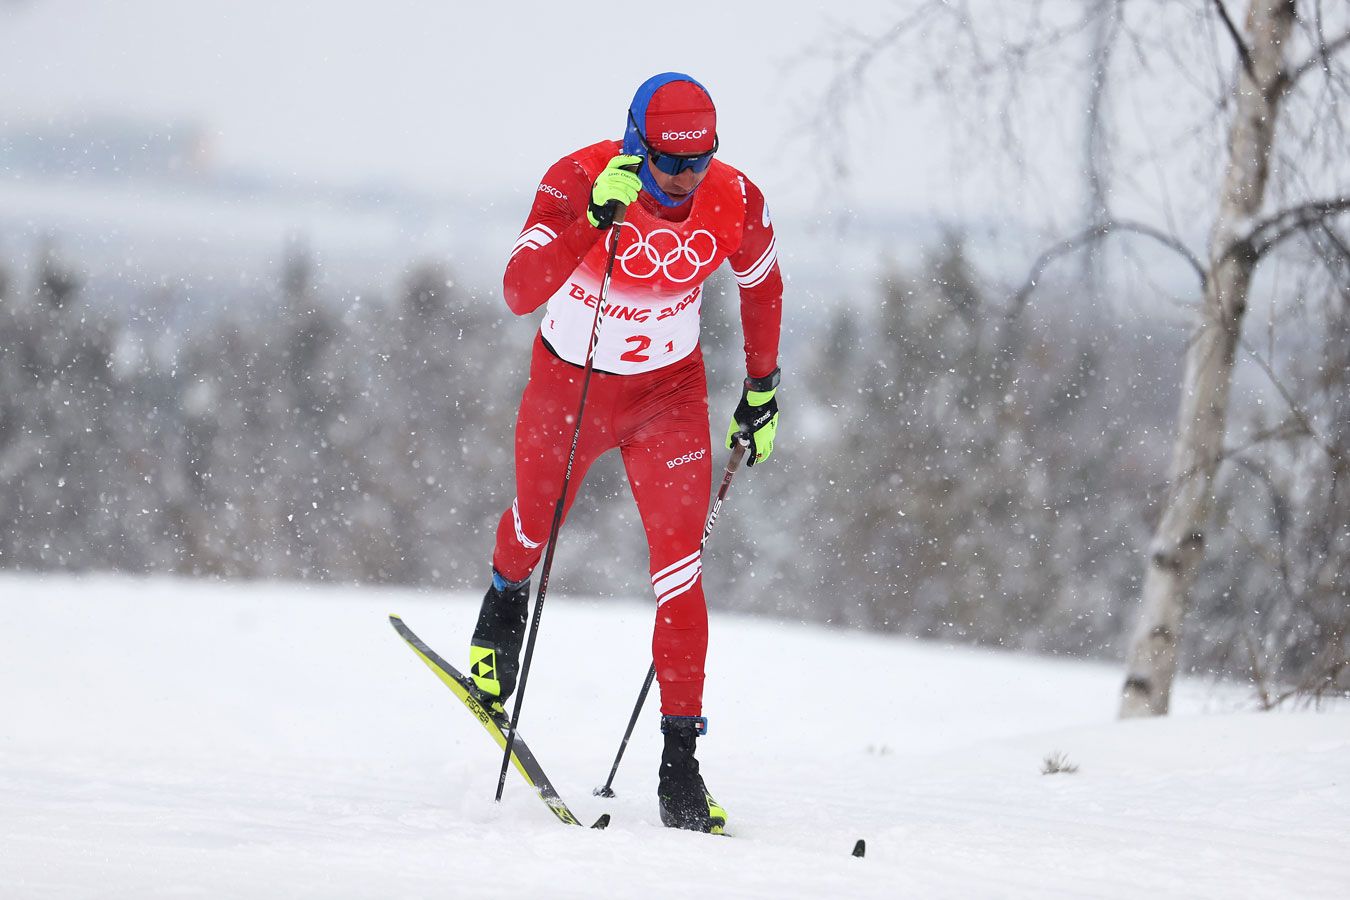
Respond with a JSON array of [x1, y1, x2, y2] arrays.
[[1, 0, 1347, 706], [2, 230, 1344, 697]]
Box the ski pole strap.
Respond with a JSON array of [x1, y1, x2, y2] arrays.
[[661, 714, 708, 736], [744, 367, 781, 393]]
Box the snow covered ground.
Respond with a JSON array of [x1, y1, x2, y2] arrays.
[[1, 574, 1346, 898]]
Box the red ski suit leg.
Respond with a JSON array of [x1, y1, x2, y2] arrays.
[[618, 356, 711, 719], [492, 337, 613, 584], [492, 335, 712, 717]]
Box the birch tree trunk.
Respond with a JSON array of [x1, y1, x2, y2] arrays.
[[1119, 0, 1297, 718]]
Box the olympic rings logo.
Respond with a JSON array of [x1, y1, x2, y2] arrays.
[[616, 223, 718, 284]]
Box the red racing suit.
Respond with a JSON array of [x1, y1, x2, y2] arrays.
[[493, 139, 782, 717]]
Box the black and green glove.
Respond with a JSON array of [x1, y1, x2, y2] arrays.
[[726, 368, 780, 466], [587, 154, 643, 229]]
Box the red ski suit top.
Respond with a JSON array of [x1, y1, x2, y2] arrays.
[[494, 140, 783, 718], [504, 140, 782, 378]]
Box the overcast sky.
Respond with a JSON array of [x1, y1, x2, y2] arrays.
[[0, 0, 1049, 225], [9, 0, 1342, 310]]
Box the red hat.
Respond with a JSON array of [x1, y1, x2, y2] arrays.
[[642, 79, 717, 155]]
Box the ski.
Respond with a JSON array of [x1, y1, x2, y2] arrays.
[[389, 614, 607, 829]]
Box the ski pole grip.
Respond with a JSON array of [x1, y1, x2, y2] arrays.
[[611, 161, 642, 226], [729, 432, 750, 469]]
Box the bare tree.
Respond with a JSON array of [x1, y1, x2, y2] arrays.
[[815, 0, 1350, 715], [1124, 0, 1316, 716]]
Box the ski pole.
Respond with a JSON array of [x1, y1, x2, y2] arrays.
[[495, 177, 638, 803], [593, 433, 750, 798]]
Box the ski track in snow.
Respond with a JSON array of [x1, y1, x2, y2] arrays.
[[1, 574, 1347, 899]]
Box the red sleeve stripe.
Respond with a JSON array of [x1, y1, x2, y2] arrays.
[[731, 235, 778, 288], [510, 223, 558, 259]]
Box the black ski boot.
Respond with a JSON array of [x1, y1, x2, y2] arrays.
[[468, 572, 530, 714], [657, 715, 727, 834]]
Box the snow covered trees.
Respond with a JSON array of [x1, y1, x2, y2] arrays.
[[0, 241, 120, 569], [0, 235, 521, 587], [782, 239, 1177, 656]]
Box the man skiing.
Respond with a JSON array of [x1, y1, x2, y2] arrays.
[[469, 72, 783, 834]]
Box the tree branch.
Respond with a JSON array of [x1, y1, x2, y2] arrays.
[[1238, 338, 1337, 462], [1007, 220, 1205, 315], [1278, 28, 1350, 92], [1313, 225, 1350, 299], [1241, 196, 1350, 260], [1318, 223, 1350, 263], [813, 1, 950, 179], [1211, 0, 1259, 83]]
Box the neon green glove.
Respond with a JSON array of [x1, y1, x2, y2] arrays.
[[586, 154, 643, 228], [726, 368, 781, 467]]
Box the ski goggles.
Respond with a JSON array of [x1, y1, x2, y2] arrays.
[[629, 112, 719, 176]]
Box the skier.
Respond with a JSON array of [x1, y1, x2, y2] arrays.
[[469, 72, 783, 834]]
